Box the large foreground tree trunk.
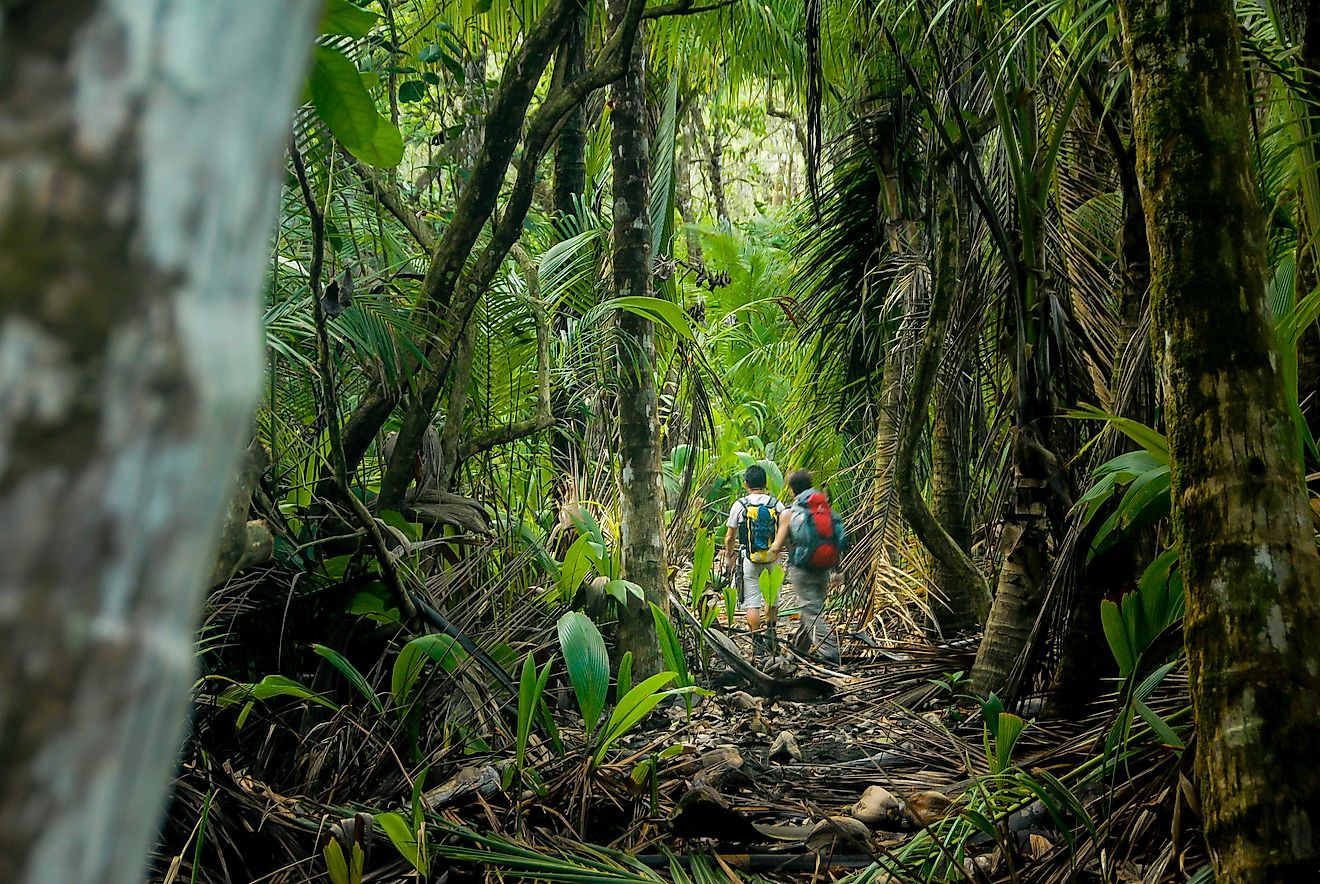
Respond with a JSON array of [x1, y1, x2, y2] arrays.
[[609, 0, 664, 676], [0, 3, 316, 881], [1118, 2, 1320, 878]]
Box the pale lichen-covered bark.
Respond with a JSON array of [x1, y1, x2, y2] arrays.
[[0, 2, 317, 881], [1118, 1, 1320, 878], [609, 0, 664, 677]]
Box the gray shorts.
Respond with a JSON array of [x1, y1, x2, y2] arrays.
[[741, 558, 778, 609]]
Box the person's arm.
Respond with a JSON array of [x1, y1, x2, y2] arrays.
[[769, 506, 792, 557], [722, 525, 738, 571]]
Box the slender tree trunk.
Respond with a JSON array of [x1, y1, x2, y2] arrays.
[[896, 171, 991, 629], [691, 103, 729, 226], [553, 4, 587, 227], [1117, 2, 1320, 877], [549, 5, 589, 507], [436, 318, 478, 488], [931, 350, 976, 635], [0, 4, 316, 881], [609, 0, 664, 675], [676, 121, 705, 267]]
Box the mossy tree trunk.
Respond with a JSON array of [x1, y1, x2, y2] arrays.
[[0, 3, 317, 880], [609, 0, 664, 676], [1118, 1, 1320, 877]]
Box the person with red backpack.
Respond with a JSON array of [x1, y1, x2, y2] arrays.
[[770, 469, 846, 664], [719, 464, 785, 640]]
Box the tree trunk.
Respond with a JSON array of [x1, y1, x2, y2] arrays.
[[896, 171, 991, 629], [930, 350, 977, 635], [610, 0, 664, 676], [552, 5, 587, 228], [1118, 1, 1320, 877], [548, 6, 589, 506], [676, 119, 705, 268], [691, 103, 729, 226], [0, 4, 316, 881]]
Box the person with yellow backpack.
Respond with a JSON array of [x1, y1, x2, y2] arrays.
[[719, 465, 785, 640]]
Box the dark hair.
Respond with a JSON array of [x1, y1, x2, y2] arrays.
[[743, 464, 768, 490], [787, 469, 813, 496]]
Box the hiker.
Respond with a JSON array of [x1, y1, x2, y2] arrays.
[[771, 469, 845, 665], [720, 464, 785, 642]]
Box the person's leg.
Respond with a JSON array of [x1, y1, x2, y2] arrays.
[[789, 568, 839, 663], [742, 559, 766, 635]]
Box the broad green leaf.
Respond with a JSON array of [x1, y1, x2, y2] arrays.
[[1064, 405, 1168, 459], [217, 675, 339, 722], [558, 534, 597, 600], [609, 295, 696, 341], [391, 634, 465, 708], [650, 602, 690, 688], [320, 0, 378, 37], [417, 43, 444, 64], [557, 612, 609, 739], [323, 839, 350, 884], [604, 579, 644, 606], [376, 811, 427, 873], [310, 46, 378, 151], [349, 117, 404, 169], [617, 651, 633, 704], [993, 712, 1029, 773], [689, 529, 715, 605], [398, 80, 428, 103], [313, 644, 384, 713], [593, 671, 681, 766], [1101, 599, 1136, 677], [379, 509, 420, 542]]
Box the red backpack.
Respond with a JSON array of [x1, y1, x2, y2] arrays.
[[789, 489, 845, 570]]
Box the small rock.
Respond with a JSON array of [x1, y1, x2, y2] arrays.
[[724, 690, 758, 711], [702, 746, 744, 770], [806, 815, 872, 853], [851, 785, 902, 827], [769, 730, 801, 763], [904, 790, 956, 827]]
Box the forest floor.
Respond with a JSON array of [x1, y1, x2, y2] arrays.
[[160, 576, 1197, 883]]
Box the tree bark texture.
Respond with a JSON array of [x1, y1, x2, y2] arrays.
[[0, 3, 317, 881], [610, 0, 665, 676], [552, 3, 588, 226], [896, 172, 991, 629], [1118, 1, 1320, 877], [930, 351, 977, 635]]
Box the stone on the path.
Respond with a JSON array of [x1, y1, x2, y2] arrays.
[[806, 815, 872, 854], [851, 784, 902, 827], [724, 690, 758, 711], [769, 730, 801, 763], [904, 789, 956, 827]]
